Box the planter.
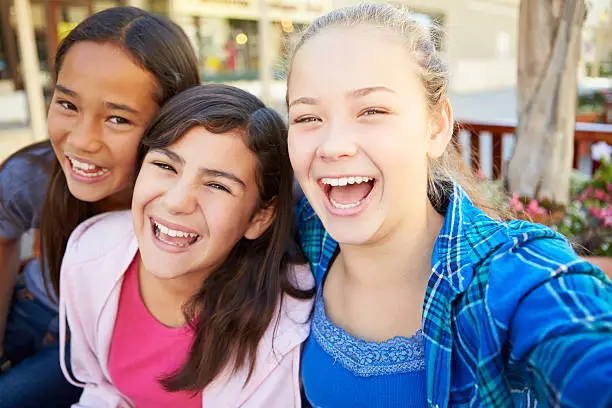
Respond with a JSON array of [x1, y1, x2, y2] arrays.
[[576, 111, 601, 123], [583, 256, 612, 280]]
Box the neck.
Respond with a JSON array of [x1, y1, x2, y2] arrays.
[[138, 256, 210, 328], [337, 200, 444, 289]]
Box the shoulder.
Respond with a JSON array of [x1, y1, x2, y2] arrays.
[[267, 262, 314, 353], [64, 210, 135, 267], [0, 142, 55, 236], [287, 262, 315, 291], [0, 141, 54, 184]]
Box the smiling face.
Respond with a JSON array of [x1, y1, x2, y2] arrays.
[[47, 41, 160, 207], [287, 25, 451, 246], [132, 126, 274, 281]]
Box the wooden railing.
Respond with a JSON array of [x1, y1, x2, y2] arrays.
[[453, 119, 612, 179]]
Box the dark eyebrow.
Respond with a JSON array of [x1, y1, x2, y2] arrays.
[[105, 101, 140, 115], [348, 86, 396, 98], [152, 148, 247, 189], [288, 96, 318, 109], [152, 148, 183, 164], [199, 168, 247, 190], [55, 84, 76, 97], [56, 84, 140, 115], [288, 87, 395, 108]]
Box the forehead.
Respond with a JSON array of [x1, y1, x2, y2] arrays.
[[288, 25, 422, 98], [57, 41, 158, 105], [170, 126, 257, 178]]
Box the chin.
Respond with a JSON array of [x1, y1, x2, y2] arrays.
[[66, 184, 109, 203], [322, 218, 381, 246], [141, 257, 184, 280]]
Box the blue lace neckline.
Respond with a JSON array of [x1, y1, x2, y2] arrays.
[[311, 289, 426, 377]]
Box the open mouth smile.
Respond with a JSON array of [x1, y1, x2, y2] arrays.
[[319, 176, 376, 213]]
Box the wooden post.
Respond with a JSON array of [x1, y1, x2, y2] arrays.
[[1, 0, 22, 89], [14, 0, 47, 140], [45, 0, 59, 74], [125, 0, 147, 9], [258, 0, 272, 105]]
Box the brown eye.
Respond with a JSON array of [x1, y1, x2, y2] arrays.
[[207, 183, 231, 194], [361, 108, 387, 116], [293, 116, 320, 124], [57, 100, 77, 111], [152, 161, 175, 172]]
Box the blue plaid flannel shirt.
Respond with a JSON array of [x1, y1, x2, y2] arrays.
[[295, 183, 612, 407]]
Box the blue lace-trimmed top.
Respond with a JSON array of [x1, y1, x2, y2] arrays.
[[301, 276, 428, 407]]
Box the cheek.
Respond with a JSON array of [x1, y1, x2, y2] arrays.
[[287, 131, 312, 175], [107, 133, 142, 173], [47, 111, 71, 146], [132, 169, 163, 211], [204, 199, 253, 238]]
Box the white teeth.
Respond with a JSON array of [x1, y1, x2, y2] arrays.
[[68, 156, 109, 175], [321, 176, 373, 186], [330, 197, 361, 209], [153, 220, 199, 239], [72, 168, 108, 177]]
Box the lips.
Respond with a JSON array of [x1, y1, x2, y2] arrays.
[[150, 217, 201, 248]]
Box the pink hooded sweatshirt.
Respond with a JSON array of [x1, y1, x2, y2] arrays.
[[59, 211, 314, 407]]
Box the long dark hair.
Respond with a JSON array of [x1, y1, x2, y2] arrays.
[[139, 84, 313, 392], [40, 7, 200, 296]]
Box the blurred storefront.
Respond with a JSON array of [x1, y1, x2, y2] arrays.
[[1, 0, 124, 100], [168, 0, 328, 82]]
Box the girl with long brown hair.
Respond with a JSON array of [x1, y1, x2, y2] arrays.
[[0, 7, 199, 406], [59, 84, 314, 407]]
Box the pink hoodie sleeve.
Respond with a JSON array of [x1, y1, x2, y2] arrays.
[[59, 217, 132, 408]]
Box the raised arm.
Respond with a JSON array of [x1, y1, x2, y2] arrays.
[[508, 260, 612, 407]]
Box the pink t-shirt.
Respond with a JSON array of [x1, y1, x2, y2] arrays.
[[108, 255, 201, 408]]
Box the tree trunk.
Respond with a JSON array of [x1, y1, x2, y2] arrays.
[[507, 0, 587, 206]]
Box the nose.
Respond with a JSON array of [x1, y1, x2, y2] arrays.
[[162, 181, 197, 215], [66, 116, 104, 153], [316, 122, 358, 161]]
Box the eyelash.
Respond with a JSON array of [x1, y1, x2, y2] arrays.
[[108, 116, 132, 126], [56, 100, 76, 111], [152, 161, 176, 172], [207, 183, 231, 193], [361, 108, 388, 116], [293, 116, 319, 124]]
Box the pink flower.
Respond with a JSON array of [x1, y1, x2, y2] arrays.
[[585, 186, 593, 197], [589, 206, 602, 218], [607, 183, 612, 193], [600, 207, 612, 227], [527, 199, 547, 216], [510, 193, 524, 213], [594, 189, 606, 201]]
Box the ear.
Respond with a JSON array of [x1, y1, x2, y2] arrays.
[[426, 97, 454, 159], [244, 198, 277, 240]]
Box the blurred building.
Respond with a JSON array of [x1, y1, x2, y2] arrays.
[[0, 0, 521, 160]]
